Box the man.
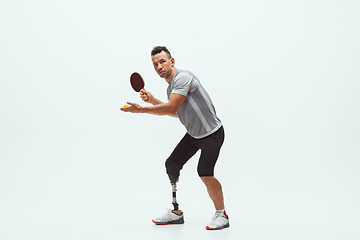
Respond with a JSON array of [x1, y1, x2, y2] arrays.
[[120, 46, 229, 230]]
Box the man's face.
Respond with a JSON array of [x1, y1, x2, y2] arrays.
[[151, 51, 174, 79]]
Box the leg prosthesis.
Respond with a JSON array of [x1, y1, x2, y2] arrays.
[[168, 174, 180, 210]]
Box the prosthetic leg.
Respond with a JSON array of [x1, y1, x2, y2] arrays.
[[168, 174, 182, 214], [152, 174, 184, 225], [171, 182, 179, 210]]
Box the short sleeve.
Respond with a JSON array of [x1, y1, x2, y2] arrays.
[[171, 72, 192, 97]]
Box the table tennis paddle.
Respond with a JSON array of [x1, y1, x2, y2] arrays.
[[130, 72, 148, 101], [130, 72, 145, 92]]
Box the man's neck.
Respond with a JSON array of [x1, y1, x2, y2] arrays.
[[165, 67, 178, 83]]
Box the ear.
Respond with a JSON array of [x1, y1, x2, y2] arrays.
[[171, 58, 175, 67]]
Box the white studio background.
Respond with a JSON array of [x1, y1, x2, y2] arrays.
[[0, 0, 359, 239]]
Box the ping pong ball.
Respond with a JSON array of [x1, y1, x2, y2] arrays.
[[123, 104, 129, 108]]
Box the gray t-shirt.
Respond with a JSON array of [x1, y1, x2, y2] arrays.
[[167, 69, 222, 139]]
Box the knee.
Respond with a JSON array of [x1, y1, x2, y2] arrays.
[[200, 176, 222, 190], [165, 158, 182, 176], [200, 176, 214, 186]]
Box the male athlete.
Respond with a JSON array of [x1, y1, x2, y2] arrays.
[[120, 46, 229, 230]]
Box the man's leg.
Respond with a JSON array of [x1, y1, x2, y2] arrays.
[[201, 176, 229, 230], [200, 176, 224, 210], [196, 127, 229, 230], [165, 133, 198, 183], [152, 133, 198, 225], [165, 134, 198, 211], [197, 127, 225, 210]]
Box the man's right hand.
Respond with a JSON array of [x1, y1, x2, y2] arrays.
[[140, 89, 153, 103], [140, 89, 168, 108]]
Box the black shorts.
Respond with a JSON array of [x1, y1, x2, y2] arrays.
[[165, 126, 224, 177]]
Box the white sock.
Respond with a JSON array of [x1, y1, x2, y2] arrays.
[[216, 208, 226, 216]]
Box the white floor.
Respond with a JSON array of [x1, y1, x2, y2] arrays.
[[1, 140, 359, 240]]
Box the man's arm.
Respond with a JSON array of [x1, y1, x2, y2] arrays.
[[121, 93, 185, 118]]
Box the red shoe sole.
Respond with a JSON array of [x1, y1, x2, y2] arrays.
[[206, 225, 230, 230]]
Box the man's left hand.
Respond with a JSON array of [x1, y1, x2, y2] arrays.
[[120, 102, 143, 113]]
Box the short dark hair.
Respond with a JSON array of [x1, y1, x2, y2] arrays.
[[151, 46, 172, 59]]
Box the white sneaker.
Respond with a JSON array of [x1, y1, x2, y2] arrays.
[[206, 211, 230, 230], [152, 209, 184, 225]]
